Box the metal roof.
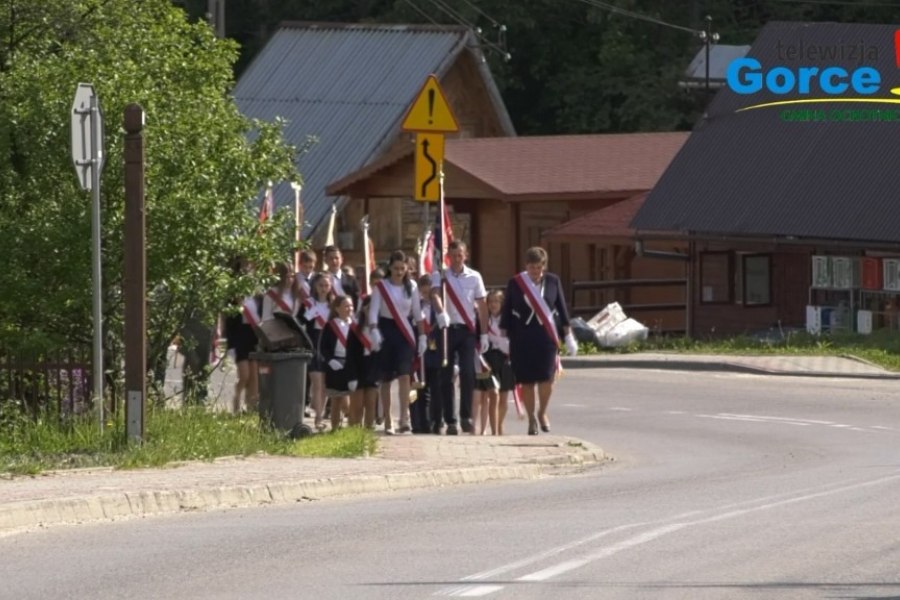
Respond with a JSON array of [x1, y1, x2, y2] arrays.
[[679, 44, 750, 89], [633, 21, 900, 246], [233, 22, 509, 236]]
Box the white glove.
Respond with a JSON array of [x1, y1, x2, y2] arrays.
[[436, 312, 451, 328], [479, 333, 489, 353], [417, 334, 427, 356], [328, 359, 343, 371], [564, 332, 578, 357], [368, 327, 383, 352], [348, 380, 358, 392]]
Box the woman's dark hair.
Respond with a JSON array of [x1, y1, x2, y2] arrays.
[[309, 271, 336, 303], [387, 250, 413, 297], [329, 295, 351, 319]]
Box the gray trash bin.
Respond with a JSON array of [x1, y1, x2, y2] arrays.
[[251, 312, 316, 439], [251, 350, 312, 439]]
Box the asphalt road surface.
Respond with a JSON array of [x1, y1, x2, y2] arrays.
[[3, 368, 900, 599]]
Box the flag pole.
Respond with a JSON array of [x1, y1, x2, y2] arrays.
[[291, 182, 303, 272], [360, 215, 371, 297], [439, 162, 448, 367]]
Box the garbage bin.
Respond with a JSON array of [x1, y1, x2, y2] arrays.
[[251, 350, 312, 439], [251, 312, 316, 439]]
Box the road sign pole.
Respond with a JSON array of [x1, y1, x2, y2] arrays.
[[90, 94, 104, 430]]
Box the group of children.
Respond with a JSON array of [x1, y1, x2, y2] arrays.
[[225, 250, 522, 436]]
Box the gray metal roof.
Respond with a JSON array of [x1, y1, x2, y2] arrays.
[[233, 22, 509, 237], [633, 21, 900, 246]]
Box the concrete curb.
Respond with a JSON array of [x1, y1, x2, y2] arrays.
[[0, 448, 606, 536], [561, 357, 900, 380]]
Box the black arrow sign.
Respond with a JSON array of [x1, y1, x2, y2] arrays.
[[421, 137, 437, 198]]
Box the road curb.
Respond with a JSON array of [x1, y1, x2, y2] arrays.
[[0, 448, 606, 536], [561, 357, 900, 379]]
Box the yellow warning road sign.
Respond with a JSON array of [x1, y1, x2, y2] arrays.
[[401, 75, 459, 133], [415, 133, 444, 202]]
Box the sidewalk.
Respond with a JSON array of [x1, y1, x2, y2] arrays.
[[0, 434, 606, 536], [562, 352, 900, 380]]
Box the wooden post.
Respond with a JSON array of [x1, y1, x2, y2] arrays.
[[124, 104, 146, 442]]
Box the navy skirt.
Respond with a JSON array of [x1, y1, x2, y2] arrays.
[[482, 348, 515, 392], [378, 317, 415, 381], [508, 326, 558, 384], [307, 327, 324, 373]]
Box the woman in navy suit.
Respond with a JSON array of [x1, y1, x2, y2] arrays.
[[500, 247, 578, 435]]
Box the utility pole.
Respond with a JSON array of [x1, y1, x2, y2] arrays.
[[207, 0, 225, 38]]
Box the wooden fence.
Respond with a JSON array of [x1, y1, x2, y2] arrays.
[[0, 346, 93, 416]]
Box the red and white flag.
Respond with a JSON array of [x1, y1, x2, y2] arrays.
[[259, 183, 274, 223]]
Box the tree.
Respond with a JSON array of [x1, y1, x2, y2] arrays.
[[0, 0, 299, 394]]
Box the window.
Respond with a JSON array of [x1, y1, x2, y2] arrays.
[[699, 252, 732, 304], [742, 254, 771, 305]]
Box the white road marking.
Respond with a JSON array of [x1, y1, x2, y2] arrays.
[[665, 410, 686, 415], [511, 471, 900, 584], [561, 403, 586, 408], [608, 407, 633, 412], [436, 473, 900, 596]]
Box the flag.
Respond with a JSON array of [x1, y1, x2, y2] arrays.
[[324, 203, 337, 247], [418, 229, 434, 275], [259, 183, 274, 223], [433, 203, 453, 270]]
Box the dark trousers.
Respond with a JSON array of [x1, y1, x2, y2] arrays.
[[439, 325, 476, 425]]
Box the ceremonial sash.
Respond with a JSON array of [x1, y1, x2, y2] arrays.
[[444, 272, 476, 332], [421, 305, 434, 335], [266, 288, 293, 314], [241, 296, 260, 329], [328, 318, 350, 356], [513, 272, 559, 346], [350, 323, 373, 351], [305, 301, 328, 329], [295, 276, 313, 309], [376, 280, 416, 348]]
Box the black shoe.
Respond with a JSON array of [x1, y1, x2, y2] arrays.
[[446, 424, 459, 435], [460, 419, 473, 434], [528, 418, 539, 436], [431, 422, 443, 434]]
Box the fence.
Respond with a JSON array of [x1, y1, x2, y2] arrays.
[[0, 346, 93, 416]]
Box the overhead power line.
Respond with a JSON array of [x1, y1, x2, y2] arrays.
[[571, 0, 702, 35]]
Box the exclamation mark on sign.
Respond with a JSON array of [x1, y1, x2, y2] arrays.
[[892, 30, 900, 95], [428, 89, 435, 124]]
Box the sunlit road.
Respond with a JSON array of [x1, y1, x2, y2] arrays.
[[3, 369, 900, 599]]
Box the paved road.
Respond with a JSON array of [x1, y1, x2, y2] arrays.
[[4, 368, 900, 599]]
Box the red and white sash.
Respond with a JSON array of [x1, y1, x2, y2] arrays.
[[350, 323, 373, 351], [241, 296, 260, 329], [328, 318, 350, 356], [266, 288, 294, 314], [376, 280, 416, 348], [513, 272, 559, 346], [444, 272, 476, 332], [295, 275, 313, 310]]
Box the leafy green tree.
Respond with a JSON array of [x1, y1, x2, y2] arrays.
[[0, 0, 299, 395]]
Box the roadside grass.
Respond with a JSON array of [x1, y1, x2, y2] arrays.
[[577, 328, 900, 372], [0, 404, 377, 476]]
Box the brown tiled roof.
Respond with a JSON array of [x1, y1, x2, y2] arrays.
[[543, 193, 649, 241], [327, 131, 689, 200], [447, 132, 688, 199]]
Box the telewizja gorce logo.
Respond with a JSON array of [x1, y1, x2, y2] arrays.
[[725, 32, 900, 120]]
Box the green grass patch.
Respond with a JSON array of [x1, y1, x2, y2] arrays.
[[0, 403, 377, 476], [576, 328, 900, 372]]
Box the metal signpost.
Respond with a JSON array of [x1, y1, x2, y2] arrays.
[[71, 83, 105, 430]]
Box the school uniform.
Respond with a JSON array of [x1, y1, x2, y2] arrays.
[[431, 266, 487, 428], [319, 317, 355, 396], [329, 270, 360, 307], [368, 278, 422, 381], [350, 302, 381, 389], [482, 315, 515, 392], [262, 286, 294, 322], [500, 271, 570, 384], [411, 301, 441, 433], [225, 295, 261, 362], [300, 299, 330, 373]]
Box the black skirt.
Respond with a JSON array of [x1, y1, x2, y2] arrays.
[[482, 348, 515, 392], [378, 317, 415, 380]]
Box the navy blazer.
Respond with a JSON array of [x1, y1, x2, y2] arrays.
[[500, 272, 570, 339]]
